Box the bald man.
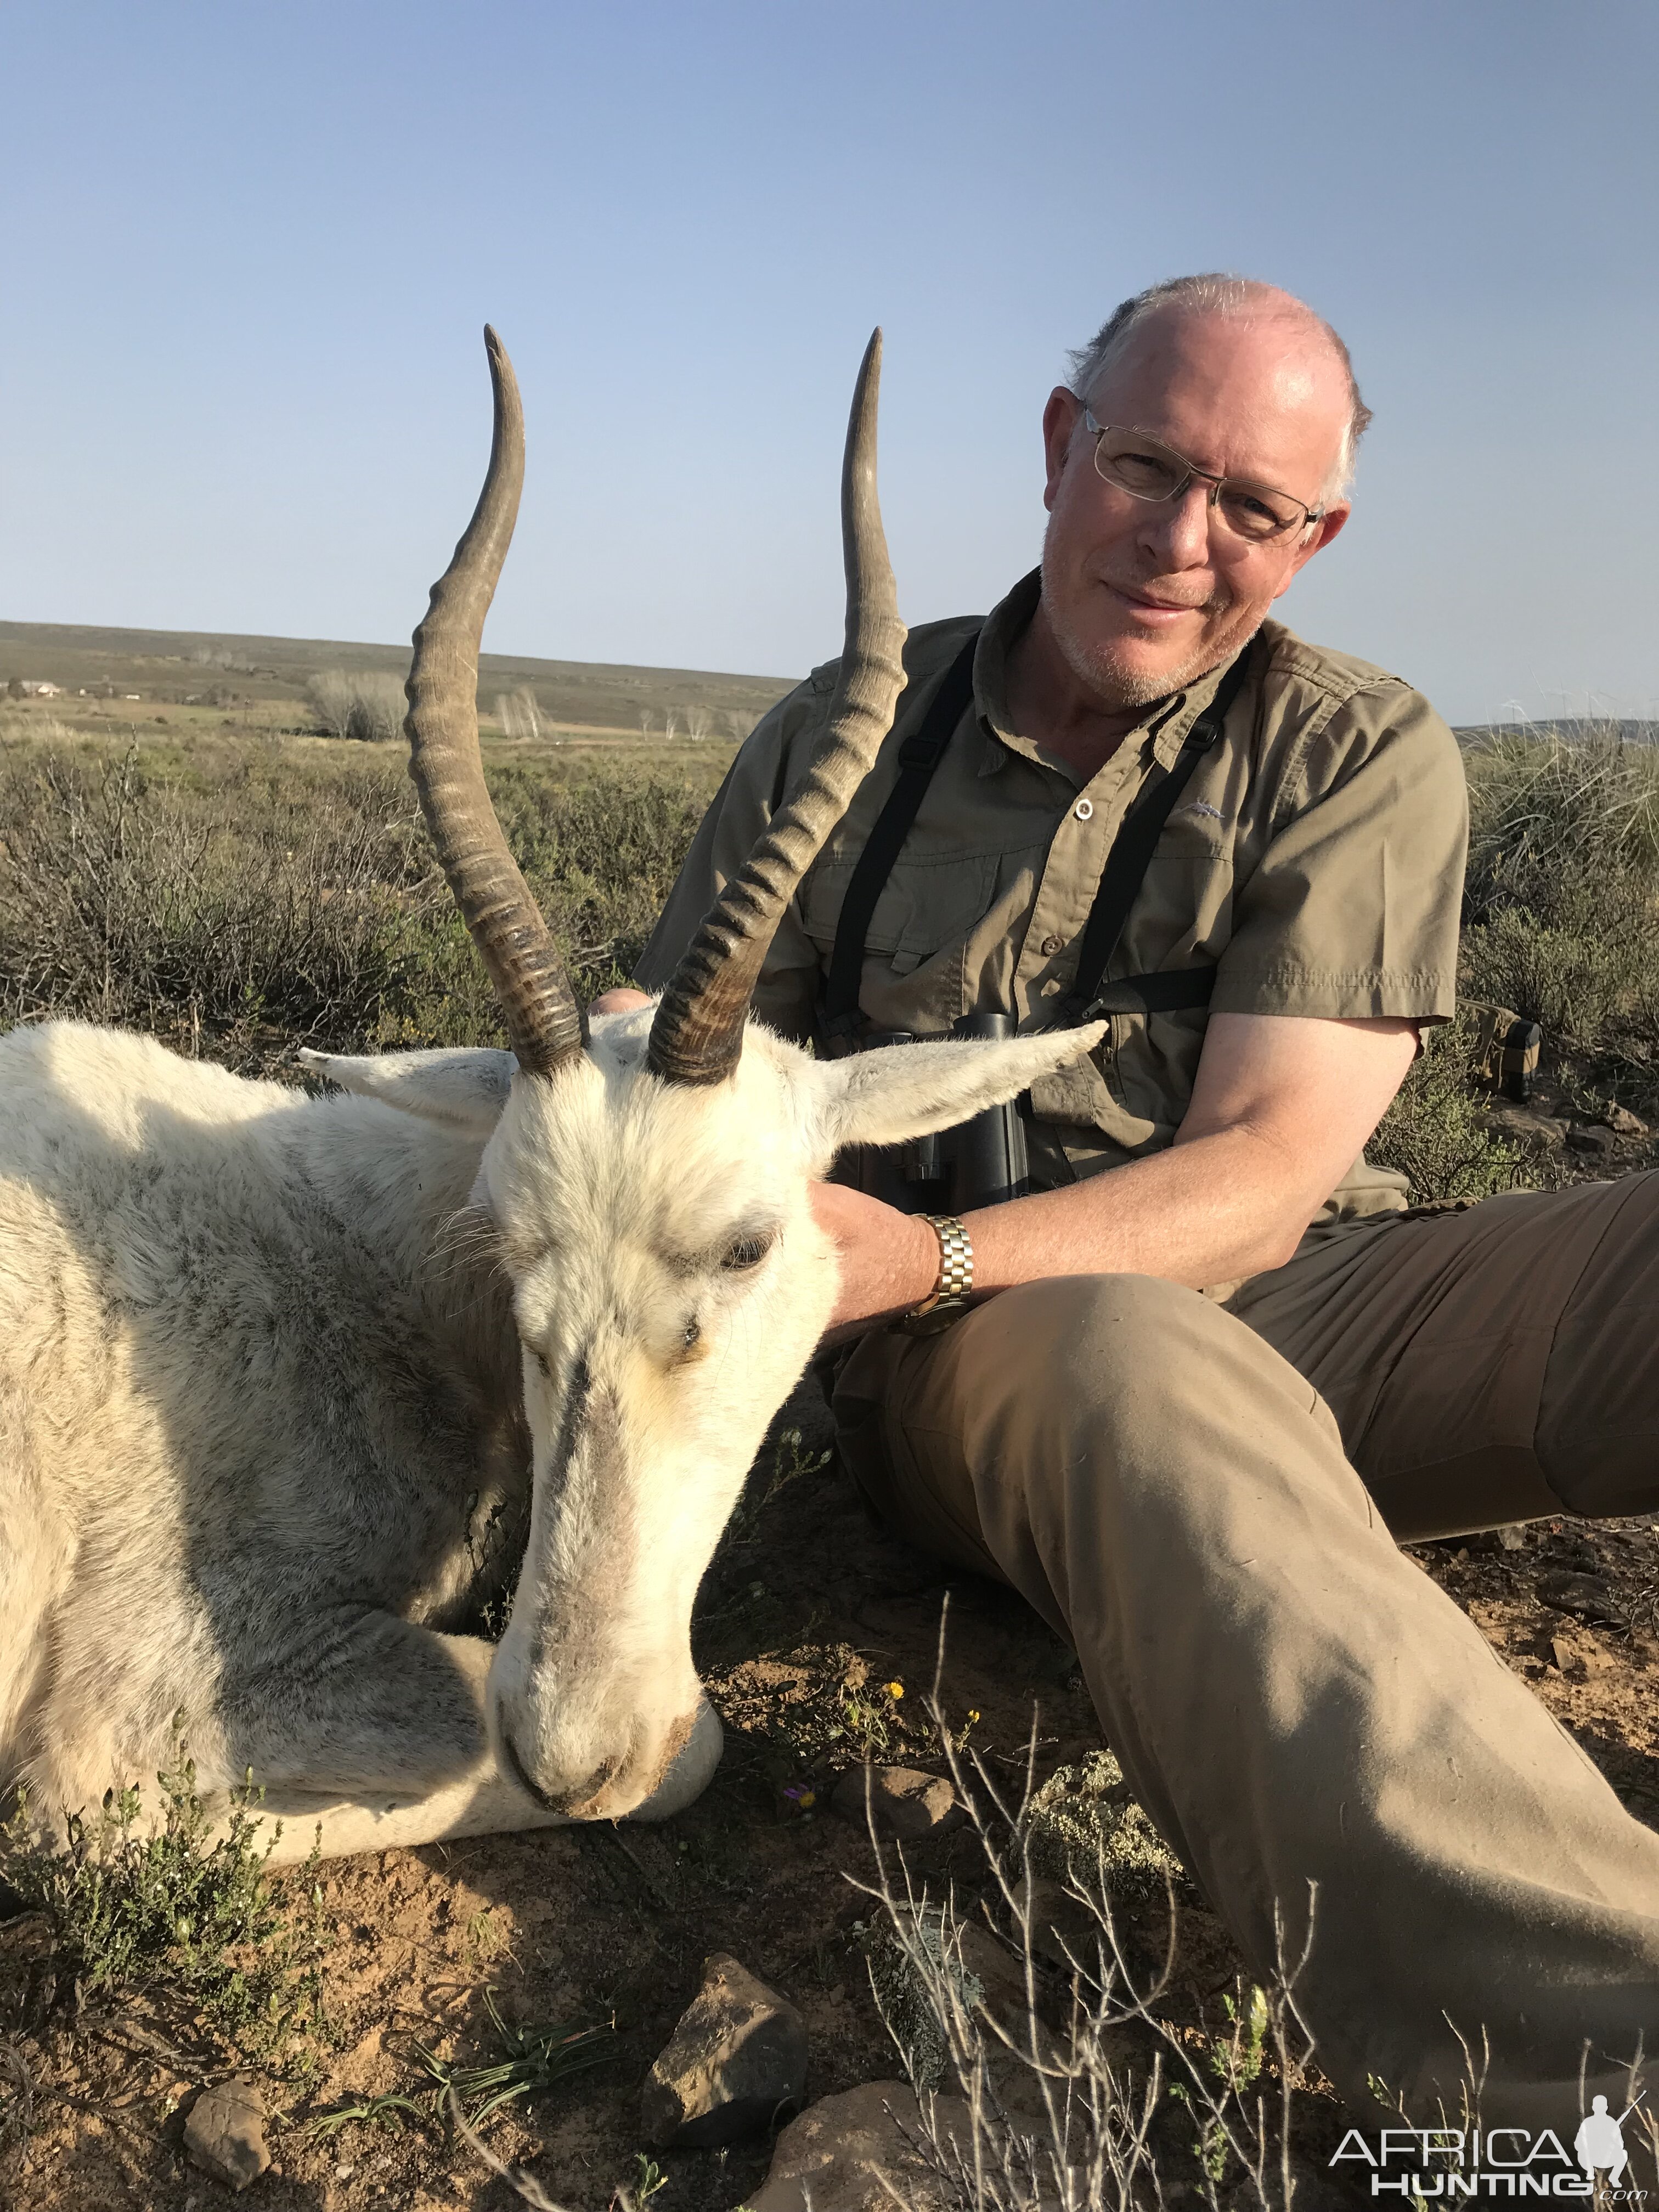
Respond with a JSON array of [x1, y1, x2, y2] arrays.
[[628, 275, 1659, 2127]]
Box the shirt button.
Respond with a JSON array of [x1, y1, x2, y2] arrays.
[[1073, 797, 1094, 821], [1040, 934, 1064, 957]]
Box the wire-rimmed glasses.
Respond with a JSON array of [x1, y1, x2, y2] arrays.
[[1082, 410, 1324, 543]]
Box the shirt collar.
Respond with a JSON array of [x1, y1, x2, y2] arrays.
[[969, 566, 1239, 781]]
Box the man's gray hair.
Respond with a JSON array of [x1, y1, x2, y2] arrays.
[[1067, 273, 1373, 500]]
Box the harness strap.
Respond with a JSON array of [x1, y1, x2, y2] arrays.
[[1058, 636, 1257, 1028], [821, 629, 1257, 1045], [821, 633, 980, 1040]]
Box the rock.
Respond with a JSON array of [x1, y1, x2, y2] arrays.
[[641, 1953, 806, 2148], [1549, 1630, 1611, 1680], [1014, 1872, 1108, 1972], [953, 1920, 1040, 2028], [1566, 1122, 1617, 1160], [830, 1765, 962, 1840], [739, 2080, 971, 2211], [1604, 1103, 1647, 1137], [1496, 1523, 1530, 1551], [1537, 1567, 1628, 1631], [183, 2077, 269, 2192]]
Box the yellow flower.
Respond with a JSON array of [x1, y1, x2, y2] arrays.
[[885, 1680, 904, 1700], [967, 1709, 980, 1723]]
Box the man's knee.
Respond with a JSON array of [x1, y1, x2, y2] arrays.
[[969, 1269, 1347, 1532]]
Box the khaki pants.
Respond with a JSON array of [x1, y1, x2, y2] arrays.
[[832, 1173, 1659, 2125]]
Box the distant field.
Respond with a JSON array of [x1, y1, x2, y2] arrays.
[[0, 617, 797, 744]]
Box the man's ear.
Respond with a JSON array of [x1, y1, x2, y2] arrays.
[[297, 1046, 517, 1135], [1277, 500, 1350, 596], [809, 1023, 1107, 1155]]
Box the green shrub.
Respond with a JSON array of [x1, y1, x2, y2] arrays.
[[1021, 1748, 1182, 1905], [1461, 729, 1659, 1079], [1370, 1017, 1537, 1204], [0, 744, 710, 1073], [1, 1750, 329, 2070]]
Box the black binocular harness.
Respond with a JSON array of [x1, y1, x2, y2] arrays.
[[821, 628, 1257, 1049]]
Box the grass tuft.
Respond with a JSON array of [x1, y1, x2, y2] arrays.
[[416, 1988, 615, 2132]]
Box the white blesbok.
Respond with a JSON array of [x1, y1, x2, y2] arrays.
[[0, 332, 1103, 1864]]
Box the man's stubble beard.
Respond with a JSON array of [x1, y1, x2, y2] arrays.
[[1040, 523, 1248, 712]]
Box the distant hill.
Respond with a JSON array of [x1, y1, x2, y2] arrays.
[[0, 618, 797, 738]]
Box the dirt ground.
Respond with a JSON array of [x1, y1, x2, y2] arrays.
[[3, 1340, 1657, 2211]]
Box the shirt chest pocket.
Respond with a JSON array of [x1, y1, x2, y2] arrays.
[[803, 851, 1000, 977], [1129, 811, 1239, 958]]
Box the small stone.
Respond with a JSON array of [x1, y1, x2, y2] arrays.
[[1496, 1524, 1529, 1551], [183, 2077, 269, 2192], [1604, 1103, 1647, 1137], [1566, 1122, 1617, 1159], [740, 2079, 970, 2211], [642, 1953, 807, 2148], [830, 1765, 963, 1840], [1549, 1632, 1610, 1679]]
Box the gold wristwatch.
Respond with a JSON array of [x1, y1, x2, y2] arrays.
[[909, 1214, 974, 1319]]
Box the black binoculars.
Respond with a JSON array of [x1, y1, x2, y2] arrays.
[[830, 1011, 1029, 1214]]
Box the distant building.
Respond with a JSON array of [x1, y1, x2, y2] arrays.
[[18, 679, 63, 697]]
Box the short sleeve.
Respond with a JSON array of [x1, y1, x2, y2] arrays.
[[1211, 681, 1468, 1022], [633, 678, 831, 1043]]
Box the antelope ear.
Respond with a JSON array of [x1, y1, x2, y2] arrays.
[[297, 1046, 518, 1134], [810, 1023, 1107, 1154]]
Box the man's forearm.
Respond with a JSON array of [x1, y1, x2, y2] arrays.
[[814, 1123, 1327, 1346], [962, 1121, 1320, 1299], [810, 1014, 1417, 1335]]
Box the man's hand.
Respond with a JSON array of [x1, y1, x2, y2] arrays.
[[809, 1182, 940, 1340]]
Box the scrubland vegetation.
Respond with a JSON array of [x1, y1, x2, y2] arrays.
[[1, 707, 1657, 2208]]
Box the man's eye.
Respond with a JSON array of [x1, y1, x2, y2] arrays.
[[720, 1234, 771, 1273]]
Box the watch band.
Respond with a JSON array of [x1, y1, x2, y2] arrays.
[[910, 1214, 974, 1317]]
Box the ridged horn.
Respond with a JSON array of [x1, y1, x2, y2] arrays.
[[647, 329, 908, 1086], [405, 326, 586, 1077]]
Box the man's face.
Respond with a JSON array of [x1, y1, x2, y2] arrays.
[[1040, 307, 1353, 709]]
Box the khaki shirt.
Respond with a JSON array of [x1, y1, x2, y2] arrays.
[[637, 568, 1469, 1225]]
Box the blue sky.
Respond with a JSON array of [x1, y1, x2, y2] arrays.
[[4, 0, 1655, 725]]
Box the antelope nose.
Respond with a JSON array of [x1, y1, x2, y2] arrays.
[[499, 1724, 617, 1818]]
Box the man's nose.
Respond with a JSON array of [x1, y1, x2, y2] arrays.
[[1136, 481, 1214, 569]]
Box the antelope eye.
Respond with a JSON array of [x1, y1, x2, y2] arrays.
[[720, 1234, 771, 1273], [682, 1317, 701, 1350]]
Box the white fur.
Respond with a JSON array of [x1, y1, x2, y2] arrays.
[[0, 1007, 1103, 1860]]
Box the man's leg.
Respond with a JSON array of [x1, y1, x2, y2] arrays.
[[833, 1256, 1659, 2125], [1231, 1171, 1659, 1533]]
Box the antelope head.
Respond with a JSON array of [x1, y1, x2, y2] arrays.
[[323, 330, 1104, 1822]]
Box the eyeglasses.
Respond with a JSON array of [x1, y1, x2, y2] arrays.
[[1082, 410, 1324, 544]]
